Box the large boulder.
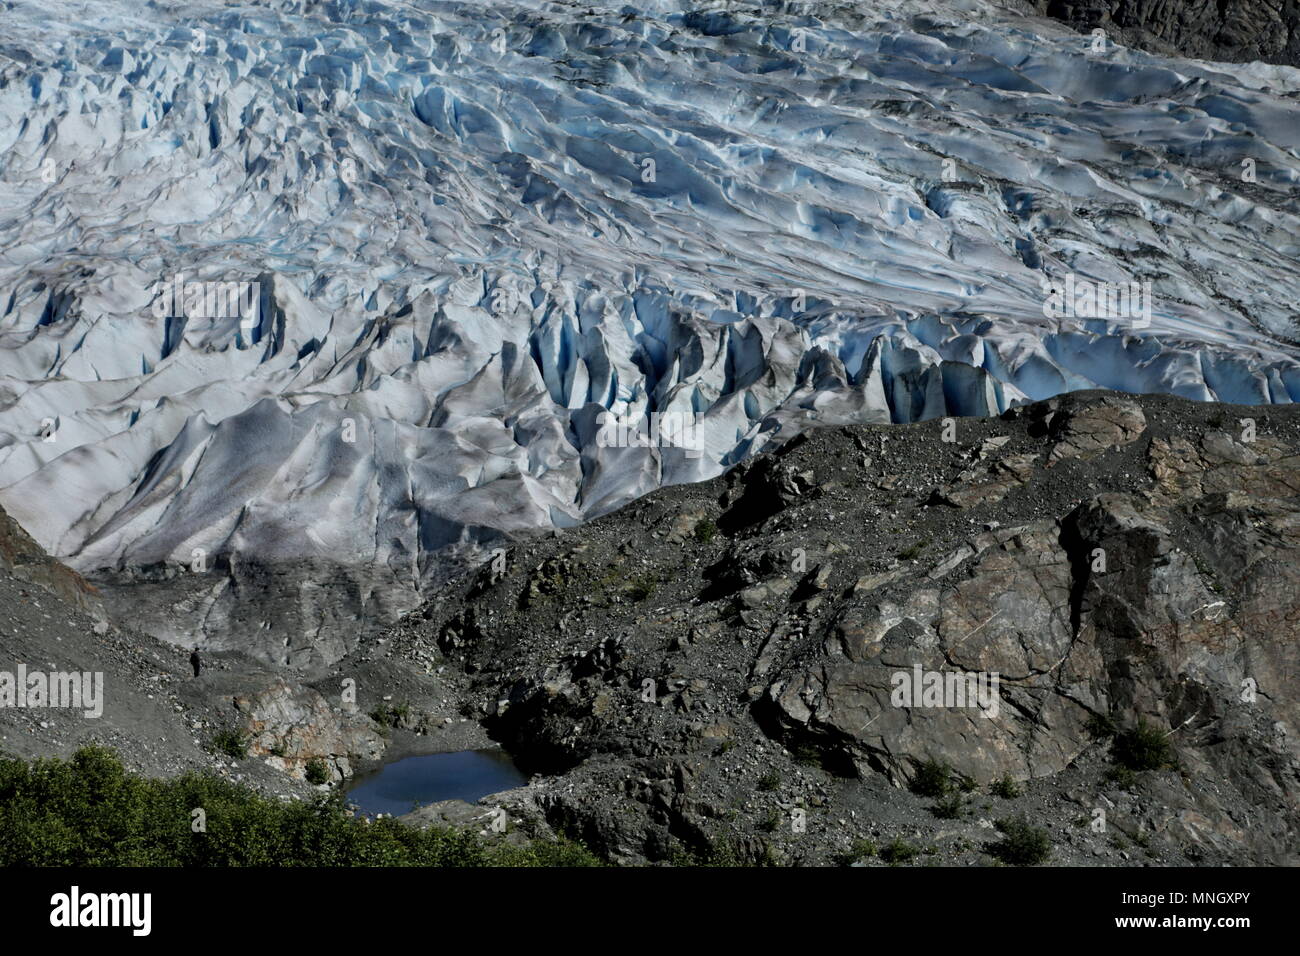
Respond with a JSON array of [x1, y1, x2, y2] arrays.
[[233, 680, 386, 783]]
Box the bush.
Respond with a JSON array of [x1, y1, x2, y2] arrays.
[[369, 701, 412, 729], [897, 538, 930, 561], [1112, 718, 1175, 772], [931, 794, 965, 820], [991, 775, 1020, 799], [667, 837, 754, 867], [880, 837, 919, 864], [304, 758, 330, 786], [0, 746, 600, 867], [623, 571, 659, 602], [693, 519, 717, 543], [833, 838, 878, 865], [790, 743, 821, 767], [1085, 713, 1117, 739], [990, 816, 1051, 866], [1105, 765, 1138, 790], [209, 728, 249, 761], [911, 758, 951, 798], [757, 770, 781, 792]]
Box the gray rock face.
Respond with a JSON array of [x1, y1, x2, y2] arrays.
[[1043, 394, 1148, 465], [0, 504, 104, 622], [1029, 0, 1300, 65], [361, 390, 1300, 865], [0, 504, 371, 802], [233, 680, 386, 784], [92, 556, 420, 674], [773, 518, 1088, 785]]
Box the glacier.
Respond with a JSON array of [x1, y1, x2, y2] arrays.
[[1, 0, 1298, 664]]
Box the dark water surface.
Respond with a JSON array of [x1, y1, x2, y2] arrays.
[[345, 750, 527, 817]]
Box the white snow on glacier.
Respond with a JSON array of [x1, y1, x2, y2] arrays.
[[1, 0, 1299, 592]]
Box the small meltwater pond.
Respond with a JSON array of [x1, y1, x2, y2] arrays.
[[345, 750, 528, 818]]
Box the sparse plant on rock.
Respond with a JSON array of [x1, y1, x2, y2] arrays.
[[304, 758, 330, 785], [991, 775, 1020, 799], [911, 757, 951, 798], [990, 815, 1051, 866], [210, 728, 249, 761], [880, 837, 919, 864], [1112, 718, 1175, 772]]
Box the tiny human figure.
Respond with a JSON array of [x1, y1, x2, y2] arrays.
[[190, 648, 202, 678]]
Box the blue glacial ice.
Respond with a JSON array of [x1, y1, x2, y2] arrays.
[[0, 0, 1298, 591]]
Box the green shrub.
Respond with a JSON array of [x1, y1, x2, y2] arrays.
[[1112, 719, 1175, 772], [897, 538, 930, 561], [369, 701, 412, 729], [0, 746, 599, 867], [624, 571, 659, 602], [911, 758, 951, 798], [757, 770, 781, 792], [209, 728, 248, 761], [991, 775, 1021, 799], [1105, 765, 1138, 789], [833, 838, 878, 865], [1085, 713, 1117, 739], [931, 793, 965, 820], [990, 816, 1051, 866], [790, 742, 823, 767], [304, 758, 330, 786], [693, 519, 717, 543], [880, 837, 919, 864], [667, 837, 753, 867]]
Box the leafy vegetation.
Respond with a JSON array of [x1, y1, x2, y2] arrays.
[[0, 747, 599, 867], [989, 816, 1051, 866], [625, 571, 659, 602], [666, 836, 782, 867], [991, 774, 1021, 799], [1106, 765, 1138, 789], [1085, 712, 1117, 739], [369, 701, 412, 728], [931, 793, 966, 820], [1112, 718, 1175, 772], [910, 757, 952, 798], [693, 518, 717, 543], [209, 728, 249, 761], [304, 758, 330, 786], [897, 537, 931, 561], [833, 838, 878, 865], [879, 837, 919, 864]]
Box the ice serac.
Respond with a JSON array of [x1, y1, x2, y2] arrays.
[[1, 0, 1299, 664]]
